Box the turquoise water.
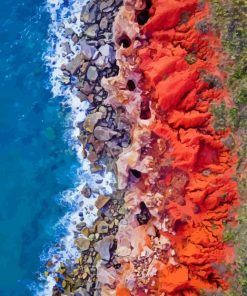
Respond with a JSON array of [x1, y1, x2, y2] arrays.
[[0, 0, 77, 295]]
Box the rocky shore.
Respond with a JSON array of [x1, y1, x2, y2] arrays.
[[48, 0, 132, 295], [46, 0, 246, 295]]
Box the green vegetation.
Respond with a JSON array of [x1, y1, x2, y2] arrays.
[[210, 0, 247, 295]]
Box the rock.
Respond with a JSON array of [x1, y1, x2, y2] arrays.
[[99, 17, 108, 31], [100, 0, 114, 11], [76, 80, 94, 96], [87, 256, 93, 264], [80, 40, 97, 60], [64, 27, 74, 37], [95, 236, 114, 261], [94, 126, 118, 141], [75, 238, 90, 251], [96, 221, 109, 234], [94, 56, 107, 69], [79, 61, 89, 75], [66, 54, 84, 75], [87, 66, 98, 81], [95, 195, 111, 209], [83, 112, 103, 133], [62, 42, 72, 54], [85, 24, 99, 38], [99, 44, 115, 64], [91, 163, 104, 173], [72, 34, 79, 44], [81, 4, 98, 24], [116, 246, 132, 257], [62, 280, 67, 288], [74, 287, 90, 296], [52, 286, 61, 296], [81, 227, 90, 237], [81, 185, 92, 198]]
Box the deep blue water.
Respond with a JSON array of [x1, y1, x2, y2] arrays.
[[0, 0, 77, 295]]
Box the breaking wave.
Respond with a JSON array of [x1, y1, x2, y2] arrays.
[[34, 0, 115, 294]]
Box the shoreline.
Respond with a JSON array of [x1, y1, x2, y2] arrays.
[[43, 0, 247, 295]]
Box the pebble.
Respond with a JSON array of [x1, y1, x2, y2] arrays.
[[81, 185, 92, 198], [83, 112, 103, 133], [96, 220, 109, 234], [66, 54, 85, 75], [85, 24, 99, 38], [80, 62, 89, 75], [80, 40, 97, 60], [94, 56, 107, 69], [94, 236, 114, 261], [99, 44, 115, 64], [81, 4, 98, 24], [62, 42, 72, 54], [87, 66, 98, 81], [95, 195, 111, 209], [75, 238, 91, 251], [100, 0, 114, 11], [94, 125, 118, 141], [99, 17, 108, 30]]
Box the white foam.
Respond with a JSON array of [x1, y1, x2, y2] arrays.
[[35, 0, 116, 295]]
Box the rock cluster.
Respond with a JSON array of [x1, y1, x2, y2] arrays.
[[48, 0, 134, 295]]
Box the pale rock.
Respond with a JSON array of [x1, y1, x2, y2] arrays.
[[99, 17, 108, 30], [86, 66, 98, 81], [83, 112, 103, 133], [94, 126, 118, 141], [95, 236, 114, 261], [66, 54, 84, 75], [97, 267, 117, 286], [100, 0, 114, 11], [80, 40, 97, 60], [85, 24, 99, 38], [116, 246, 131, 257], [99, 44, 115, 64], [75, 238, 90, 251]]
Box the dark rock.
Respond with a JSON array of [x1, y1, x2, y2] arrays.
[[81, 185, 92, 198], [136, 202, 151, 225], [52, 286, 61, 296]]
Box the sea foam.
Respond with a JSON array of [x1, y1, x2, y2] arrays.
[[35, 0, 116, 294]]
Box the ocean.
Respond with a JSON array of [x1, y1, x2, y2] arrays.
[[0, 0, 78, 295], [0, 0, 116, 294]]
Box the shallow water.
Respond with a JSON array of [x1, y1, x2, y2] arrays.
[[0, 0, 78, 294]]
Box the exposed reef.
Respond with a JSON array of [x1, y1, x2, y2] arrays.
[[46, 0, 246, 295]]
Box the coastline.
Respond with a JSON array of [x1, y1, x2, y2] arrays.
[[43, 0, 246, 295]]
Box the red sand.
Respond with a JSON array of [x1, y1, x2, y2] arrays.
[[114, 0, 239, 294]]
